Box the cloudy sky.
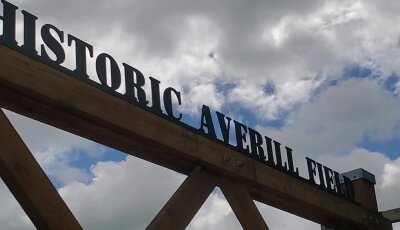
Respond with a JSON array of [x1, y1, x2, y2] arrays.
[[1, 0, 400, 229]]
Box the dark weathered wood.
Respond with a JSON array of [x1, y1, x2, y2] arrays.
[[352, 179, 378, 212], [147, 167, 217, 230], [220, 179, 268, 230], [0, 44, 392, 229], [382, 208, 400, 223], [0, 110, 82, 230]]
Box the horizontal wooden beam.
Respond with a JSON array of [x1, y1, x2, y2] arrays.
[[0, 44, 391, 229], [0, 110, 82, 230]]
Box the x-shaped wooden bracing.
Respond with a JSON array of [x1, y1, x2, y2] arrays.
[[0, 109, 268, 230], [147, 167, 268, 230]]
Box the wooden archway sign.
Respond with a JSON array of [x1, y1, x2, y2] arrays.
[[0, 0, 395, 228], [0, 43, 393, 229]]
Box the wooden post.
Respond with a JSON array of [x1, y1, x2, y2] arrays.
[[220, 179, 269, 230], [341, 169, 393, 230], [0, 109, 82, 230], [147, 167, 217, 230], [342, 169, 378, 212]]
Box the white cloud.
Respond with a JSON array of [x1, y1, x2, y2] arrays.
[[256, 202, 319, 230], [263, 79, 400, 161], [0, 182, 34, 230], [188, 189, 320, 230], [183, 83, 223, 113], [59, 156, 185, 230], [3, 110, 106, 185], [382, 158, 400, 189], [317, 148, 400, 212], [188, 189, 241, 230], [14, 0, 400, 118], [7, 0, 400, 120], [228, 78, 320, 119]]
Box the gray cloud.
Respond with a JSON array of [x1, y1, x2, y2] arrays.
[[318, 148, 400, 211], [4, 110, 105, 185], [263, 79, 400, 160], [7, 0, 400, 120], [0, 182, 34, 230], [58, 156, 185, 230], [14, 0, 400, 117]]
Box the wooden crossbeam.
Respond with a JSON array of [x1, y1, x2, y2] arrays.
[[147, 167, 217, 230], [219, 179, 269, 230], [0, 110, 82, 230]]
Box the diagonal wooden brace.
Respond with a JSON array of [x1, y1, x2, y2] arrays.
[[0, 109, 82, 230], [147, 167, 217, 230], [220, 179, 269, 230]]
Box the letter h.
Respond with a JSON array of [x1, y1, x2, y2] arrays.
[[0, 0, 18, 46]]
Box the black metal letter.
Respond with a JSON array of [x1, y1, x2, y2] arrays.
[[40, 24, 65, 64], [149, 77, 162, 114], [306, 157, 317, 185], [0, 0, 18, 46], [248, 128, 266, 161], [273, 141, 288, 170], [96, 53, 121, 91], [343, 176, 355, 200], [316, 162, 326, 188], [123, 63, 148, 106], [333, 171, 344, 197], [264, 136, 275, 165], [323, 166, 335, 192], [198, 105, 216, 139], [234, 120, 249, 154], [21, 10, 37, 55], [163, 87, 182, 121], [285, 147, 299, 176], [68, 34, 93, 79], [216, 111, 231, 144]]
